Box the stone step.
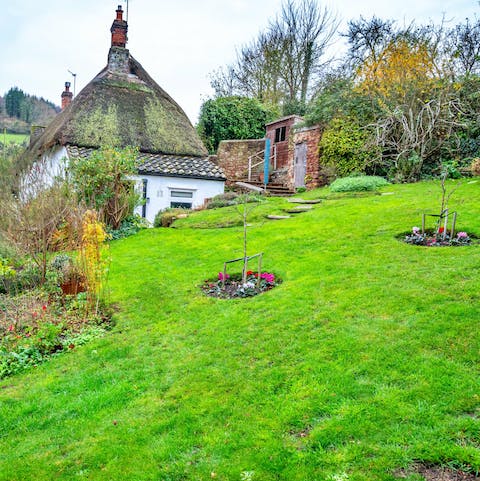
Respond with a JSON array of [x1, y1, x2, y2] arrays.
[[266, 214, 292, 220], [284, 206, 314, 214], [287, 198, 323, 204], [240, 180, 289, 188], [236, 179, 295, 196]]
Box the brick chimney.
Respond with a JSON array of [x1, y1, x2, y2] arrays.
[[108, 5, 129, 73], [61, 82, 73, 110], [111, 5, 127, 48]]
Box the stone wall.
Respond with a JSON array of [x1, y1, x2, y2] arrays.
[[216, 139, 265, 184]]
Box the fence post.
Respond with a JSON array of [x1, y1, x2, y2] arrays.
[[264, 139, 271, 187], [450, 211, 457, 239], [222, 262, 227, 289], [442, 209, 449, 239], [257, 254, 262, 288]]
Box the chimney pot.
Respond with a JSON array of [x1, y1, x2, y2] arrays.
[[116, 5, 123, 21]]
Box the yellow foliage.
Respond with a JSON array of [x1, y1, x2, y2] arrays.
[[79, 210, 109, 309], [356, 38, 436, 101]]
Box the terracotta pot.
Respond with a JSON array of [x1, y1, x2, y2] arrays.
[[60, 279, 86, 295]]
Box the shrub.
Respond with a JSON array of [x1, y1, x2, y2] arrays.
[[78, 210, 109, 312], [471, 158, 480, 176], [0, 261, 42, 295], [108, 214, 149, 240], [206, 192, 262, 210], [154, 208, 191, 228], [69, 146, 140, 229], [50, 253, 73, 272], [330, 175, 389, 192], [206, 192, 240, 209], [197, 96, 277, 153]]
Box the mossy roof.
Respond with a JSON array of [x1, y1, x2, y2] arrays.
[[27, 53, 207, 158]]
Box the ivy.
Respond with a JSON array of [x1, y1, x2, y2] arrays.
[[319, 118, 378, 176]]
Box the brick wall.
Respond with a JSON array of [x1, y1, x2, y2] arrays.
[[265, 115, 302, 170], [216, 139, 265, 184]]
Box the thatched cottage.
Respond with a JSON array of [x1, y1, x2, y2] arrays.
[[25, 5, 225, 224]]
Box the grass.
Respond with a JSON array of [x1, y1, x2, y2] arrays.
[[0, 132, 28, 145], [1, 179, 480, 480]]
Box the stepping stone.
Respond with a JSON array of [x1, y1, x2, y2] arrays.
[[284, 206, 313, 214], [287, 198, 322, 204], [267, 215, 291, 220]]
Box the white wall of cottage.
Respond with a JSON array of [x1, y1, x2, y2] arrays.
[[133, 174, 225, 225]]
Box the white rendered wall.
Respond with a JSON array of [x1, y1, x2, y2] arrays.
[[134, 175, 225, 225], [20, 146, 68, 200]]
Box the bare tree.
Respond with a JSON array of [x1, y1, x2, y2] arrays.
[[209, 66, 237, 98], [345, 16, 394, 67], [271, 0, 339, 107], [446, 16, 480, 76], [210, 0, 338, 113], [0, 162, 73, 282], [370, 92, 464, 180]]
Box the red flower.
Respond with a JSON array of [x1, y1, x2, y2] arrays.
[[42, 304, 47, 311], [438, 227, 445, 233], [247, 270, 254, 276], [7, 325, 14, 332]]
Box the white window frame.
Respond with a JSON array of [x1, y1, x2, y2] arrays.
[[168, 187, 196, 209]]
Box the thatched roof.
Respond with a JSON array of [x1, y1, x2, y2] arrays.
[[26, 50, 207, 159]]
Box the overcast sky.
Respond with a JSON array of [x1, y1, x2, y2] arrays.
[[0, 0, 477, 124]]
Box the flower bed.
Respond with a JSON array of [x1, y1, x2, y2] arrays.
[[201, 271, 280, 299], [403, 226, 476, 247], [0, 290, 113, 379]]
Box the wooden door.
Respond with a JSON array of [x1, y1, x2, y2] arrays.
[[294, 142, 307, 188]]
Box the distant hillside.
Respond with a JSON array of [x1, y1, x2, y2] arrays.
[[0, 87, 60, 134]]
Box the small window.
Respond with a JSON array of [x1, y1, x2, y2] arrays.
[[274, 126, 287, 143], [171, 190, 193, 198], [170, 201, 192, 209]]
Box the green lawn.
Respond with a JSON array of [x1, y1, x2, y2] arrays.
[[1, 180, 480, 480], [0, 132, 28, 145]]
